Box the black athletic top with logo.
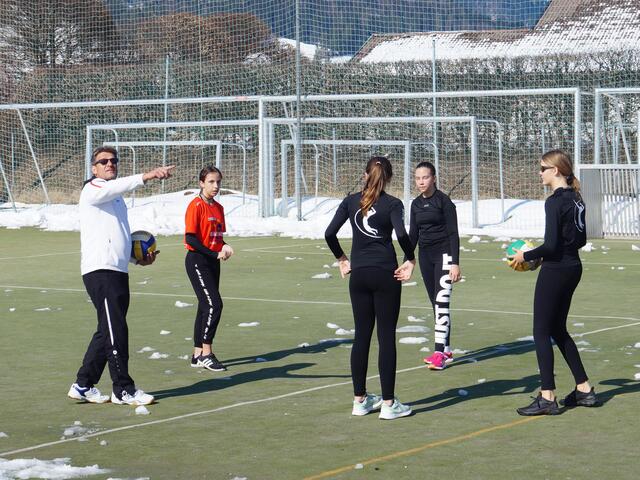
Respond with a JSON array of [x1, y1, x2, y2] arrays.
[[408, 189, 460, 264], [523, 187, 586, 267], [325, 191, 415, 271]]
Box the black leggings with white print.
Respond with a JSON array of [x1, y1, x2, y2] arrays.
[[185, 250, 223, 346], [419, 241, 454, 353]]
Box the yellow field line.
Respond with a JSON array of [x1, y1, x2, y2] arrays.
[[303, 416, 542, 480]]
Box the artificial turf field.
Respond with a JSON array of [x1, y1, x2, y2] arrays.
[[1, 229, 639, 479]]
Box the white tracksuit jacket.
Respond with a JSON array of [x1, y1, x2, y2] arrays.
[[79, 174, 144, 275]]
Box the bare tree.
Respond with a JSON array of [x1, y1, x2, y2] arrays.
[[1, 0, 122, 69], [134, 12, 289, 64]]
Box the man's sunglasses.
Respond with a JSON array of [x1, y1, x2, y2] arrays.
[[94, 157, 119, 166]]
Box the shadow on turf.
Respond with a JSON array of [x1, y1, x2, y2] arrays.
[[151, 361, 350, 400], [408, 374, 540, 414], [451, 340, 537, 368], [222, 339, 354, 367], [596, 378, 640, 405]]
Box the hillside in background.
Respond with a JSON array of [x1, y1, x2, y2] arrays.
[[106, 0, 551, 54]]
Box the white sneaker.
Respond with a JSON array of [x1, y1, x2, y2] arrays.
[[352, 393, 384, 416], [111, 389, 154, 406], [379, 399, 412, 420], [68, 383, 109, 404]]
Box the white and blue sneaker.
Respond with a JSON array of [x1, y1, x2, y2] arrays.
[[67, 383, 109, 404], [379, 398, 412, 420], [352, 393, 384, 416], [111, 389, 154, 406]]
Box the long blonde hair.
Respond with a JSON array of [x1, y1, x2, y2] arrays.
[[360, 156, 393, 215], [541, 149, 581, 197]]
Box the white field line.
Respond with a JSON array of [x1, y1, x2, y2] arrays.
[[2, 284, 639, 324], [0, 239, 258, 261], [0, 285, 640, 457], [2, 317, 639, 458], [239, 249, 640, 266], [240, 242, 326, 252], [0, 364, 424, 457]]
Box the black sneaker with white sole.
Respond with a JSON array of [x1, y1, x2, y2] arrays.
[[197, 354, 227, 372], [190, 355, 199, 368]]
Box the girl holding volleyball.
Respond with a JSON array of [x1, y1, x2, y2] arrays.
[[184, 165, 233, 372], [406, 161, 461, 370], [325, 156, 416, 420], [511, 150, 598, 415]]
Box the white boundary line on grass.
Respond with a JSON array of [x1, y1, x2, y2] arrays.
[[2, 284, 640, 323], [1, 316, 639, 458]]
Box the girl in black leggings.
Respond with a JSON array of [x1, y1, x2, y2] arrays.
[[325, 156, 416, 420], [511, 150, 598, 416], [184, 166, 234, 372], [408, 161, 462, 370]]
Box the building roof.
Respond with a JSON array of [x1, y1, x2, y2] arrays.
[[353, 0, 640, 63]]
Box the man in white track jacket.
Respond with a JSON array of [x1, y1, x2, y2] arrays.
[[68, 146, 174, 406]]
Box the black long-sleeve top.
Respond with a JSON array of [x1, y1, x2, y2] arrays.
[[185, 233, 219, 260], [324, 191, 415, 271], [523, 187, 586, 267], [408, 189, 460, 264]]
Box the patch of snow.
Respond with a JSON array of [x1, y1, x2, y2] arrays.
[[335, 328, 355, 335], [0, 458, 109, 478], [159, 330, 171, 335], [148, 352, 169, 359], [312, 272, 332, 279], [398, 337, 427, 344], [174, 300, 193, 308], [396, 325, 429, 333], [238, 322, 260, 327]]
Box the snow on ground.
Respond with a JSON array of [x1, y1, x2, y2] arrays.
[[0, 191, 548, 239], [0, 457, 108, 479]]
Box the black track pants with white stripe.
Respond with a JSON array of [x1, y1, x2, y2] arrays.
[[76, 270, 135, 397], [185, 251, 223, 346], [419, 244, 454, 352]]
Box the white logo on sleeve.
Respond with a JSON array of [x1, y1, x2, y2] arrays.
[[574, 200, 585, 232], [354, 207, 382, 238]]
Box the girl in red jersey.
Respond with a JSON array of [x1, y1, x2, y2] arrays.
[[184, 165, 233, 371]]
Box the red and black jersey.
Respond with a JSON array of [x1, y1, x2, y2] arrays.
[[184, 196, 226, 253]]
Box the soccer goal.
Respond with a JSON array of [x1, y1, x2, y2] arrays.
[[580, 164, 640, 238]]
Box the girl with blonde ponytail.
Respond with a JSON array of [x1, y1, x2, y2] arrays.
[[325, 156, 416, 420], [511, 149, 598, 416]]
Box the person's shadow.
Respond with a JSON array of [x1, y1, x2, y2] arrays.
[[594, 378, 640, 406], [449, 340, 537, 368], [408, 374, 540, 414], [151, 361, 351, 400], [223, 338, 354, 367]]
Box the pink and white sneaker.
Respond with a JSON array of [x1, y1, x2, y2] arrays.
[[423, 351, 454, 370]]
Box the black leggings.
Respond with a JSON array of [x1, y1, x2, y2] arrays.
[[419, 245, 454, 351], [185, 251, 223, 347], [349, 267, 401, 401], [533, 264, 588, 390]]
